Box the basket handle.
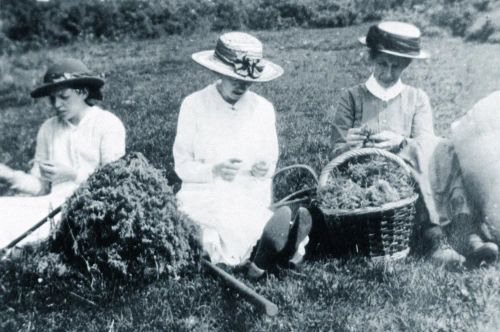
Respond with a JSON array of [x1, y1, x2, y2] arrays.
[[271, 164, 319, 205], [318, 148, 414, 190]]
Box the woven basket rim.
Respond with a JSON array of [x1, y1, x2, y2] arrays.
[[318, 148, 415, 191], [318, 193, 419, 217]]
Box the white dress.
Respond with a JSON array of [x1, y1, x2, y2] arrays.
[[0, 106, 126, 248], [173, 83, 279, 266]]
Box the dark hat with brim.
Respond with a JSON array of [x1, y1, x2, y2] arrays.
[[31, 58, 104, 99], [359, 21, 430, 59]]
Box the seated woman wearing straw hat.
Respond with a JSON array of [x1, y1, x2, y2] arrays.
[[0, 58, 126, 248], [173, 32, 311, 279], [330, 21, 474, 265]]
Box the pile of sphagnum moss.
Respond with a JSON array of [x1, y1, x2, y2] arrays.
[[0, 152, 202, 304], [318, 155, 416, 211], [51, 152, 202, 280]]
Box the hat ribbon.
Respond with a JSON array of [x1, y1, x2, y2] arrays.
[[44, 72, 92, 83], [214, 44, 265, 79], [233, 54, 265, 79], [366, 25, 421, 55]]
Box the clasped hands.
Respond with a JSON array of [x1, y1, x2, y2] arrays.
[[212, 159, 269, 182], [38, 160, 77, 183], [0, 161, 77, 186], [346, 127, 405, 151]]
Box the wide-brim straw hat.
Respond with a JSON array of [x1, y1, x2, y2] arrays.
[[31, 58, 104, 99], [358, 21, 430, 59], [192, 32, 284, 82]]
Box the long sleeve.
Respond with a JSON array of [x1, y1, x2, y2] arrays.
[[262, 103, 279, 177], [11, 123, 50, 195], [331, 89, 356, 157], [410, 89, 435, 139], [173, 97, 215, 183], [99, 113, 126, 165]]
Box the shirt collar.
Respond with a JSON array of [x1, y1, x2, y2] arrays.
[[56, 106, 95, 129], [365, 74, 404, 101], [212, 81, 249, 111]]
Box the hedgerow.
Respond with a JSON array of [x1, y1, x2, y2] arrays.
[[0, 0, 485, 52]]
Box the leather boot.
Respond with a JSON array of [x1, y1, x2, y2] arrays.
[[430, 245, 466, 266], [247, 206, 292, 280], [425, 226, 465, 266], [467, 234, 498, 267]]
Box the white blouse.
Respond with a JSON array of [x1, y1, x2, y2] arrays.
[[173, 82, 279, 191], [173, 82, 279, 265], [0, 106, 126, 248], [11, 106, 126, 194]]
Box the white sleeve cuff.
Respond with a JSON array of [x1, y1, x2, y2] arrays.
[[75, 168, 91, 184]]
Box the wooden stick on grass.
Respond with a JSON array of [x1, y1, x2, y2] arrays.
[[201, 258, 279, 317], [2, 205, 62, 251]]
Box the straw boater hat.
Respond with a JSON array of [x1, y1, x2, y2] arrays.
[[192, 32, 284, 82], [359, 21, 430, 59], [31, 58, 104, 100]]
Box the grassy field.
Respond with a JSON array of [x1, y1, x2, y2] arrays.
[[2, 24, 500, 331]]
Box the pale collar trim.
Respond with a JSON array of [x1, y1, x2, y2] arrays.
[[365, 74, 404, 102]]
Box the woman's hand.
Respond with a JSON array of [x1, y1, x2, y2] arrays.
[[0, 163, 15, 183], [365, 130, 404, 151], [346, 127, 368, 149], [250, 161, 269, 178], [39, 161, 77, 183], [212, 159, 242, 182]]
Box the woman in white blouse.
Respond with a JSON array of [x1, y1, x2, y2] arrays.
[[174, 32, 311, 279], [0, 58, 126, 248]]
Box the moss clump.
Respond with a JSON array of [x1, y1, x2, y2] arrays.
[[50, 152, 202, 281], [319, 155, 415, 211]]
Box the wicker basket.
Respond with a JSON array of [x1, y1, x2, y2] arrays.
[[314, 148, 419, 259], [269, 164, 318, 215]]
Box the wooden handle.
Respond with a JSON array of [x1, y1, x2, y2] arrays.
[[2, 205, 62, 250], [201, 259, 279, 316]]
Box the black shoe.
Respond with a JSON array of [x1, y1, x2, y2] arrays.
[[248, 206, 292, 280], [286, 207, 312, 268], [467, 234, 499, 267]]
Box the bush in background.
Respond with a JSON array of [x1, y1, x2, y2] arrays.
[[0, 0, 486, 52]]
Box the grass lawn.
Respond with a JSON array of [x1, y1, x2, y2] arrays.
[[2, 24, 500, 331]]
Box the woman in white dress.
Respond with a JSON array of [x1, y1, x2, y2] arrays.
[[0, 58, 126, 248], [173, 32, 311, 279]]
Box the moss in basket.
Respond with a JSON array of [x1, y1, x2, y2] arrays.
[[319, 156, 415, 210], [49, 152, 202, 281]]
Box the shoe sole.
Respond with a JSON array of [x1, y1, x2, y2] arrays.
[[287, 207, 312, 265], [467, 245, 499, 267], [251, 206, 292, 269]]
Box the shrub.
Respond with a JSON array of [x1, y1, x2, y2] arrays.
[[429, 2, 475, 37], [211, 1, 245, 31], [0, 0, 489, 50], [50, 152, 202, 281]]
